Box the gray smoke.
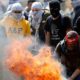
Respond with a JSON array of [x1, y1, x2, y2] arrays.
[[0, 0, 22, 80]]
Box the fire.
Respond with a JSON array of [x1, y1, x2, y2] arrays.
[[5, 39, 63, 80]]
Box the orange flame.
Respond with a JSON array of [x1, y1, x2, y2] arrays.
[[5, 39, 63, 80]]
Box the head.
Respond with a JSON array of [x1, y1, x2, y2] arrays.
[[11, 3, 23, 20], [65, 31, 79, 50], [49, 0, 60, 18], [31, 2, 43, 16], [27, 0, 36, 10]]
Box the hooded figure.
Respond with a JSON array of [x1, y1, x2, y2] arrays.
[[0, 2, 31, 38], [49, 0, 60, 18], [55, 30, 80, 80], [28, 2, 43, 30], [10, 2, 24, 20]]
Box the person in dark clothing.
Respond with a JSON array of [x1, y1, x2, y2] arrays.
[[44, 0, 72, 47], [73, 5, 80, 27], [55, 30, 80, 80], [74, 16, 80, 35], [71, 0, 80, 27], [71, 0, 80, 36], [23, 0, 36, 20]]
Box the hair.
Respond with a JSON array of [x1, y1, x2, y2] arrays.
[[28, 0, 36, 4]]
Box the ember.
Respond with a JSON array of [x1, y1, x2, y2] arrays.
[[5, 39, 64, 80]]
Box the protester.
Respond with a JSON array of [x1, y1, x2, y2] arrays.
[[0, 2, 31, 38], [29, 2, 50, 43], [71, 0, 80, 27], [55, 30, 80, 80], [44, 0, 72, 48], [23, 0, 36, 20]]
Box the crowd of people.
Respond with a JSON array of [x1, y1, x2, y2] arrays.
[[1, 0, 80, 80]]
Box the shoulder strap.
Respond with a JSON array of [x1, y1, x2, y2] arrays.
[[60, 40, 67, 54], [47, 16, 53, 26]]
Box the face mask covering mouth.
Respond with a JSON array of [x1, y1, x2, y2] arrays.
[[32, 11, 39, 16], [12, 11, 22, 20], [50, 8, 60, 18]]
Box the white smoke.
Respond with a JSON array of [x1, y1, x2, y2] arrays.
[[0, 0, 9, 6], [0, 38, 22, 80], [0, 0, 9, 19], [0, 0, 22, 80]]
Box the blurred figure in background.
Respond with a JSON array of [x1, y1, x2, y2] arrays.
[[74, 16, 80, 35], [23, 0, 36, 20], [42, 0, 49, 10], [63, 0, 73, 18], [0, 2, 31, 39], [0, 0, 7, 19], [71, 0, 80, 35], [71, 0, 80, 27]]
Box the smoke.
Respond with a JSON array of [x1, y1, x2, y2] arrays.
[[0, 0, 9, 19], [0, 38, 21, 80], [0, 0, 67, 80], [0, 0, 23, 80], [0, 0, 9, 6]]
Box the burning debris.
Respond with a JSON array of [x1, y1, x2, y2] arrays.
[[5, 38, 65, 80]]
